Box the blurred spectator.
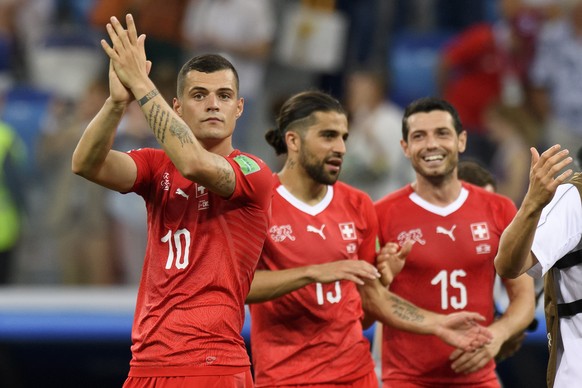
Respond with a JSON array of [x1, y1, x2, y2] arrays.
[[106, 103, 158, 285], [90, 0, 188, 73], [458, 159, 497, 192], [182, 0, 276, 150], [340, 69, 414, 199], [483, 102, 541, 205], [436, 0, 549, 166], [529, 0, 582, 150], [0, 0, 18, 90], [0, 118, 26, 284], [36, 78, 118, 284]]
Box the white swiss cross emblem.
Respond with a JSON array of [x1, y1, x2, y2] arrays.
[[196, 184, 208, 197], [339, 222, 357, 240], [470, 222, 489, 241]]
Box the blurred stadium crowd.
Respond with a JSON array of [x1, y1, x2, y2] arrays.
[[0, 0, 580, 285]]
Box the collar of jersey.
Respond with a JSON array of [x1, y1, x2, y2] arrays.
[[408, 187, 468, 217], [276, 184, 334, 216]]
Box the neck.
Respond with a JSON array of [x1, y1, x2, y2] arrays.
[[204, 138, 235, 156], [278, 162, 328, 205], [412, 174, 463, 206]]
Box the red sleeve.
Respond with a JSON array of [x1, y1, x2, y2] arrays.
[[125, 147, 166, 196], [224, 152, 274, 210]]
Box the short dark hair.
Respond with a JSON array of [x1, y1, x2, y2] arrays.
[[402, 97, 463, 140], [176, 54, 239, 97], [265, 90, 346, 155], [458, 160, 497, 190]]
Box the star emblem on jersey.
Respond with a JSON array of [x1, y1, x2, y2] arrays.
[[339, 222, 357, 240], [470, 222, 489, 241], [270, 225, 296, 242], [307, 224, 326, 240], [436, 225, 456, 241]]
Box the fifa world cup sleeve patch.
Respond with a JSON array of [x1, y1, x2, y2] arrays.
[[233, 155, 261, 175]]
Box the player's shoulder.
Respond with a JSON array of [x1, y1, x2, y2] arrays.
[[464, 182, 516, 210], [228, 150, 273, 176], [374, 184, 412, 210], [334, 181, 374, 204]]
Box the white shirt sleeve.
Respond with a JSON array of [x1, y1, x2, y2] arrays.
[[527, 184, 582, 278]]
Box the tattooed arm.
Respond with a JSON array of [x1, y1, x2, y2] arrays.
[[358, 279, 493, 352], [99, 14, 237, 196]]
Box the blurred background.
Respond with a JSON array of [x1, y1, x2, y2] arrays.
[[0, 0, 578, 386]]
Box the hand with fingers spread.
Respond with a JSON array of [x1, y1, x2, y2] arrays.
[[101, 14, 150, 96], [523, 144, 573, 210], [376, 240, 413, 286]]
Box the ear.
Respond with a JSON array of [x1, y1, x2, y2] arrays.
[[173, 97, 182, 116], [400, 139, 411, 159], [458, 130, 467, 154], [285, 131, 301, 153], [236, 97, 244, 119]]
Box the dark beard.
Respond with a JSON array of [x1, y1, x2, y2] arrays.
[[301, 153, 339, 185]]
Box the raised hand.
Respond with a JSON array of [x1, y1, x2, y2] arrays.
[[100, 14, 149, 94], [524, 145, 573, 210]]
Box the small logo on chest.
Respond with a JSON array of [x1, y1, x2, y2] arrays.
[[436, 225, 456, 241], [175, 188, 189, 199], [307, 224, 326, 240]]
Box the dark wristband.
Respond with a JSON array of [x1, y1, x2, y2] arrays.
[[137, 89, 159, 107]]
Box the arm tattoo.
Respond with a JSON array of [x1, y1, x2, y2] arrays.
[[169, 117, 194, 146], [137, 89, 159, 107], [147, 102, 193, 146], [389, 295, 424, 323], [215, 164, 235, 192]]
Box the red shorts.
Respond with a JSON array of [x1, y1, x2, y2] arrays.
[[264, 369, 378, 388], [382, 377, 501, 388], [123, 370, 254, 388]]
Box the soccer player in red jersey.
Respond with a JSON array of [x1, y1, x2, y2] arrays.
[[374, 97, 535, 387], [72, 15, 272, 387], [247, 91, 493, 387]]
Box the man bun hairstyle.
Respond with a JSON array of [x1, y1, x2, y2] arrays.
[[266, 90, 345, 155]]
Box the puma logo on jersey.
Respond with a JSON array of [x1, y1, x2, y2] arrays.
[[175, 188, 189, 199], [307, 224, 326, 240], [436, 225, 456, 241]]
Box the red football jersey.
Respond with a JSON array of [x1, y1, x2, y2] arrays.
[[250, 177, 377, 386], [375, 183, 516, 386], [125, 148, 272, 376]]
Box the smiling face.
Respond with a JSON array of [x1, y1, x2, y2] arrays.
[[401, 110, 466, 183], [294, 111, 348, 185], [173, 69, 243, 149]]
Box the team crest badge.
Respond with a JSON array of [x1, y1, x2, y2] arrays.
[[270, 225, 296, 242]]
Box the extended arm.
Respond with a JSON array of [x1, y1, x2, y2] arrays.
[[358, 279, 492, 352], [101, 14, 237, 196], [71, 59, 146, 192], [495, 145, 573, 278], [246, 260, 380, 304]]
